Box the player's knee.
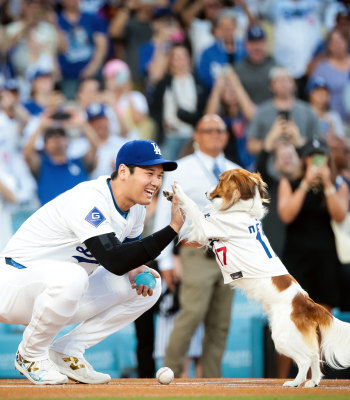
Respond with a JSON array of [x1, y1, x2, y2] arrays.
[[49, 265, 89, 300]]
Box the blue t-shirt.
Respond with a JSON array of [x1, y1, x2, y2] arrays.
[[57, 12, 107, 79], [197, 40, 246, 91], [38, 153, 89, 205], [22, 100, 44, 116]]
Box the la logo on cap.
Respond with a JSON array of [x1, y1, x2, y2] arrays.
[[151, 142, 162, 155]]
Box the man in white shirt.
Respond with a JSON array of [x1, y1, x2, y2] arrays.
[[0, 140, 184, 385], [153, 114, 240, 378]]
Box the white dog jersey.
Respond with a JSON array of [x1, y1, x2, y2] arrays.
[[200, 211, 288, 283], [1, 176, 145, 275]]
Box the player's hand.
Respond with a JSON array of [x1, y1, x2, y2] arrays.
[[128, 265, 160, 297]]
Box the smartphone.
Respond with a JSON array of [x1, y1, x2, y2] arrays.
[[51, 111, 71, 121], [312, 154, 326, 166], [279, 110, 290, 120]]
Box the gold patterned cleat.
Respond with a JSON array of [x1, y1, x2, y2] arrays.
[[49, 349, 111, 384], [14, 350, 68, 385]]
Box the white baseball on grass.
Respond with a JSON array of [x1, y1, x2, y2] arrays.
[[156, 367, 174, 384]]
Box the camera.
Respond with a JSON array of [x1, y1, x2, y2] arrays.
[[51, 111, 72, 121]]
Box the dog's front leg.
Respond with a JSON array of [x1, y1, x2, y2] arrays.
[[173, 183, 208, 245]]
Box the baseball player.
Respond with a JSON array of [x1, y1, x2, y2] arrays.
[[0, 140, 184, 385]]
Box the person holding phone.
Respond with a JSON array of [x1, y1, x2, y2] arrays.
[[247, 67, 320, 156], [278, 137, 348, 311], [276, 138, 348, 378]]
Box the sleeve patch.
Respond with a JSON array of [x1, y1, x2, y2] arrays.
[[85, 207, 106, 227]]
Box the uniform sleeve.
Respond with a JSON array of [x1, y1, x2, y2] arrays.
[[201, 215, 230, 240], [61, 188, 116, 243]]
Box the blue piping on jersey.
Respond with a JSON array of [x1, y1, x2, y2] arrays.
[[107, 178, 129, 219]]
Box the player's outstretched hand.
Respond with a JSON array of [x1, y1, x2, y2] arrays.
[[128, 265, 160, 297]]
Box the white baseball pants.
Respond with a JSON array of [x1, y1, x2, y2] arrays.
[[0, 259, 161, 361]]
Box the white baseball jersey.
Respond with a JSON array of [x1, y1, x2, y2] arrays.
[[200, 211, 288, 283], [1, 175, 145, 275]]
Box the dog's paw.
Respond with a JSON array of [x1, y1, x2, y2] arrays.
[[173, 183, 186, 202], [304, 380, 319, 388], [282, 380, 301, 388], [163, 190, 173, 202]]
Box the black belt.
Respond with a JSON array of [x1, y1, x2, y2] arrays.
[[5, 258, 26, 269]]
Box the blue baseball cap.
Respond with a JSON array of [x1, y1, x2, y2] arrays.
[[307, 76, 329, 94], [115, 140, 177, 171], [86, 103, 107, 121], [247, 25, 265, 41], [1, 79, 19, 91], [30, 68, 52, 82]]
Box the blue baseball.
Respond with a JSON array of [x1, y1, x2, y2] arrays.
[[135, 270, 157, 289]]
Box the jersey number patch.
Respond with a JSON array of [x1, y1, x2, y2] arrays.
[[215, 246, 227, 266]]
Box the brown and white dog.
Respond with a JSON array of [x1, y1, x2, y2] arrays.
[[164, 168, 350, 387]]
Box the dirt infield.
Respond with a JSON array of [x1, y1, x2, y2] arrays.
[[1, 378, 350, 398]]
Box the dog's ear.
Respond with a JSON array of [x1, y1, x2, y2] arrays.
[[250, 172, 269, 203]]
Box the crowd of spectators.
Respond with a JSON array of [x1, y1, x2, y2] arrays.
[[1, 0, 350, 380]]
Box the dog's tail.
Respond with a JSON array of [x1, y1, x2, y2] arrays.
[[319, 312, 350, 369]]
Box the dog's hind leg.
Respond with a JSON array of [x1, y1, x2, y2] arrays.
[[304, 354, 322, 388]]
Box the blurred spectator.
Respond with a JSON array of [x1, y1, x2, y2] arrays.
[[261, 0, 327, 98], [57, 0, 108, 99], [0, 0, 18, 25], [0, 146, 37, 251], [307, 76, 345, 139], [139, 8, 186, 91], [278, 138, 348, 311], [109, 0, 154, 89], [0, 80, 29, 150], [150, 43, 206, 161], [101, 59, 155, 141], [197, 8, 245, 92], [247, 67, 320, 157], [277, 137, 348, 377], [76, 77, 122, 138], [86, 102, 125, 180], [177, 0, 224, 66], [205, 66, 256, 169], [235, 25, 277, 105], [328, 135, 350, 183], [311, 4, 350, 60], [153, 114, 240, 378], [79, 0, 108, 14], [309, 28, 350, 123], [23, 111, 99, 205], [22, 67, 56, 116], [21, 88, 68, 151], [3, 0, 64, 84]]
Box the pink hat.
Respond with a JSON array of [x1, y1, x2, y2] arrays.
[[102, 59, 130, 78]]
